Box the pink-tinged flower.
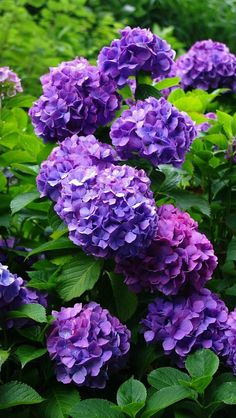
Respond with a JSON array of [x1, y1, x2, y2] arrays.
[[0, 66, 22, 98]]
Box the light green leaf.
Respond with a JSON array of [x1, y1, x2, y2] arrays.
[[70, 399, 124, 418], [148, 367, 190, 390], [27, 237, 76, 257], [0, 381, 43, 409], [117, 377, 147, 418], [57, 254, 102, 301], [155, 77, 180, 90], [15, 345, 47, 368], [185, 349, 219, 392], [0, 349, 10, 371], [10, 191, 39, 214], [8, 303, 47, 323]]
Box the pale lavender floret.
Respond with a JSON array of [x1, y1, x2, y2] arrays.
[[55, 164, 158, 260], [116, 204, 217, 296], [0, 66, 23, 98], [29, 57, 121, 143], [47, 302, 131, 389], [197, 112, 217, 133], [0, 263, 47, 328], [110, 97, 196, 168], [37, 134, 117, 201], [174, 40, 236, 91], [141, 289, 228, 366], [98, 26, 175, 88]]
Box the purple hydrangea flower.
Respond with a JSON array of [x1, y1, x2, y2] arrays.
[[141, 289, 228, 366], [0, 67, 22, 99], [110, 97, 196, 167], [98, 26, 175, 88], [55, 164, 158, 260], [116, 204, 217, 296], [37, 134, 117, 201], [29, 57, 121, 143], [174, 40, 236, 91], [197, 112, 217, 133], [224, 309, 236, 374], [0, 263, 47, 328], [47, 302, 131, 389]]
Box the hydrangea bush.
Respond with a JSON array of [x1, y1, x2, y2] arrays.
[[1, 26, 236, 418]]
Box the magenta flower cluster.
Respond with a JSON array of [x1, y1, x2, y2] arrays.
[[141, 289, 228, 366], [98, 26, 175, 87], [174, 40, 236, 91], [0, 66, 22, 99], [37, 134, 117, 201], [47, 302, 131, 389], [55, 164, 158, 260], [117, 204, 217, 295], [29, 58, 121, 143], [0, 263, 47, 328], [110, 97, 197, 167]]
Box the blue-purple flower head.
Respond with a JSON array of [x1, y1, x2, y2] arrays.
[[224, 309, 236, 374], [117, 204, 217, 296], [37, 134, 117, 201], [174, 40, 236, 91], [47, 302, 131, 389], [0, 263, 47, 328], [98, 26, 175, 88], [0, 66, 22, 99], [110, 97, 196, 167], [141, 289, 228, 366], [55, 164, 158, 260], [29, 57, 121, 143]]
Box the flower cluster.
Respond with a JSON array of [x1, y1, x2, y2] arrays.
[[0, 66, 22, 99], [37, 134, 117, 201], [117, 204, 217, 295], [174, 40, 236, 91], [98, 26, 175, 87], [197, 112, 217, 133], [55, 164, 158, 260], [110, 97, 197, 167], [141, 289, 228, 366], [47, 302, 131, 389], [29, 57, 121, 143], [0, 263, 47, 328]]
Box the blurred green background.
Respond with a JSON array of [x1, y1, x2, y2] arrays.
[[1, 0, 236, 95]]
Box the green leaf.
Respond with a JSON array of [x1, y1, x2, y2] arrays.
[[0, 349, 10, 371], [155, 77, 180, 90], [117, 377, 147, 418], [70, 399, 125, 418], [148, 367, 190, 390], [0, 381, 43, 409], [141, 386, 196, 418], [5, 95, 36, 108], [227, 236, 236, 261], [57, 254, 102, 301], [185, 349, 219, 392], [169, 190, 210, 217], [10, 191, 39, 214], [17, 326, 45, 343], [207, 382, 236, 405], [27, 237, 76, 257], [15, 345, 47, 368], [109, 273, 138, 322], [168, 88, 185, 103], [217, 110, 232, 137], [174, 96, 204, 113], [39, 385, 80, 418], [135, 84, 162, 100], [8, 303, 47, 323]]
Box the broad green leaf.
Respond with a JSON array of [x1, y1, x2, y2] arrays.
[[217, 110, 232, 137], [57, 254, 102, 301], [10, 191, 39, 214], [155, 77, 180, 90], [70, 399, 125, 418], [27, 237, 76, 257], [8, 303, 47, 323], [148, 367, 190, 390], [207, 382, 236, 405], [39, 385, 80, 418], [227, 237, 236, 261], [0, 172, 7, 191], [109, 273, 138, 322], [0, 349, 10, 371], [168, 88, 185, 103], [0, 381, 43, 409], [135, 84, 162, 100], [17, 326, 45, 343], [206, 134, 228, 149], [185, 349, 219, 384], [117, 377, 147, 417], [141, 386, 196, 418], [5, 95, 36, 108], [15, 345, 47, 368], [169, 190, 210, 217], [1, 150, 36, 164], [174, 96, 204, 113]]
